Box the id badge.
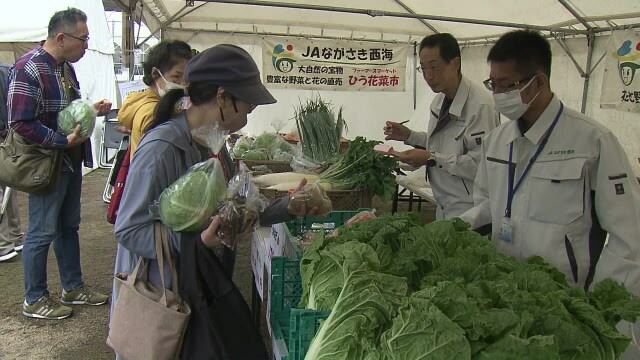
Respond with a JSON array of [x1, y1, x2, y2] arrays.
[[499, 217, 513, 243]]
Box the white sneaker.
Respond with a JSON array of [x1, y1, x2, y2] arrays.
[[14, 244, 23, 252], [0, 250, 18, 262]]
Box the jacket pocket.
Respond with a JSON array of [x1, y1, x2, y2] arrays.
[[528, 158, 586, 225]]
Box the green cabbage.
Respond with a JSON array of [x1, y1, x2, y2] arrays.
[[253, 132, 278, 150], [241, 149, 269, 161], [271, 148, 294, 162], [232, 137, 253, 159], [58, 99, 96, 137], [158, 159, 227, 232]]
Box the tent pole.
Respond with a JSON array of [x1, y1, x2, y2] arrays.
[[594, 22, 640, 33], [392, 0, 439, 34], [557, 0, 592, 30], [580, 32, 595, 114], [168, 27, 409, 44], [122, 3, 135, 80], [551, 33, 586, 77], [413, 41, 417, 110], [137, 3, 204, 46], [195, 0, 586, 35]]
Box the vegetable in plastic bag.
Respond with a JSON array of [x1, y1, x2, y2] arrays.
[[217, 166, 269, 248], [253, 132, 278, 151], [157, 160, 228, 232], [151, 123, 229, 232], [271, 148, 294, 162], [58, 99, 96, 137], [288, 183, 332, 216], [232, 136, 254, 158], [242, 149, 270, 161]]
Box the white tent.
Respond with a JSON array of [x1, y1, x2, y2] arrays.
[[127, 0, 640, 174], [0, 0, 118, 169]]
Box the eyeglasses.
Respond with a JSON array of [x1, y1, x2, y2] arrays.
[[483, 73, 536, 93], [63, 33, 90, 44], [416, 63, 440, 75]]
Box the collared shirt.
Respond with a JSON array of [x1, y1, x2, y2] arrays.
[[7, 46, 79, 148], [405, 75, 500, 219], [461, 95, 640, 295]]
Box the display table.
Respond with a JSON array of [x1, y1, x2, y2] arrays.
[[392, 175, 437, 213]]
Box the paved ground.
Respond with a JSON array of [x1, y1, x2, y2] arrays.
[[0, 169, 435, 360]]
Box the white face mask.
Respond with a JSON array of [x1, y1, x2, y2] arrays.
[[156, 69, 185, 97], [492, 75, 540, 120]]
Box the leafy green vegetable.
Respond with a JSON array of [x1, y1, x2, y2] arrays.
[[319, 136, 398, 201], [241, 149, 270, 161], [474, 335, 560, 360], [232, 137, 253, 158], [158, 159, 227, 232], [58, 99, 96, 137], [588, 279, 640, 327], [304, 270, 408, 360], [295, 95, 346, 164], [253, 132, 278, 150], [380, 296, 471, 360], [300, 240, 381, 311], [298, 215, 640, 360]]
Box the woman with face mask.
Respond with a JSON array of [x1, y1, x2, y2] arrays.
[[117, 40, 192, 154], [112, 44, 320, 359]]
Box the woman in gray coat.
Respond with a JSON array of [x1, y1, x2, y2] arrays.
[[112, 45, 317, 358]]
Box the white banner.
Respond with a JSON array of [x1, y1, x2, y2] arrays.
[[262, 37, 409, 92], [600, 30, 640, 113]]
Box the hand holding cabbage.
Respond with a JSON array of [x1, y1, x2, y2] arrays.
[[58, 99, 97, 137]]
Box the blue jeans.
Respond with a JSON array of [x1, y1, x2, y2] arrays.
[[22, 169, 84, 303]]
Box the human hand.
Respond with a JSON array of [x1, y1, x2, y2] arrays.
[[201, 215, 223, 248], [93, 99, 112, 117], [397, 149, 431, 168], [66, 125, 88, 147], [383, 121, 411, 141], [115, 125, 131, 135], [288, 179, 331, 217]]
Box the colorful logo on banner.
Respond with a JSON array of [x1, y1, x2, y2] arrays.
[[613, 40, 640, 86], [262, 38, 409, 92], [266, 44, 297, 73]]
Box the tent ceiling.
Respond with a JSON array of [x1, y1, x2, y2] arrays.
[[137, 0, 640, 44]]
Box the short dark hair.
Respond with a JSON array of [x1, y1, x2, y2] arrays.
[[142, 41, 193, 86], [48, 8, 87, 38], [419, 33, 461, 63], [488, 30, 552, 78]]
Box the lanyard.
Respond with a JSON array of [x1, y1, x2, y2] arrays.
[[505, 102, 564, 218]]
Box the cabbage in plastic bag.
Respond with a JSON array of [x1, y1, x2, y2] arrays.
[[153, 123, 230, 232], [232, 136, 254, 159], [157, 159, 228, 232], [242, 149, 270, 161], [253, 132, 278, 151], [271, 148, 294, 162], [58, 99, 96, 137]]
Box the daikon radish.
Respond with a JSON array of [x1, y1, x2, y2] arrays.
[[266, 182, 302, 191], [252, 172, 318, 187]]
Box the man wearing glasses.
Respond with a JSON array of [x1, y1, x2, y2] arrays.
[[384, 33, 500, 220], [7, 7, 111, 320], [460, 30, 640, 301]]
